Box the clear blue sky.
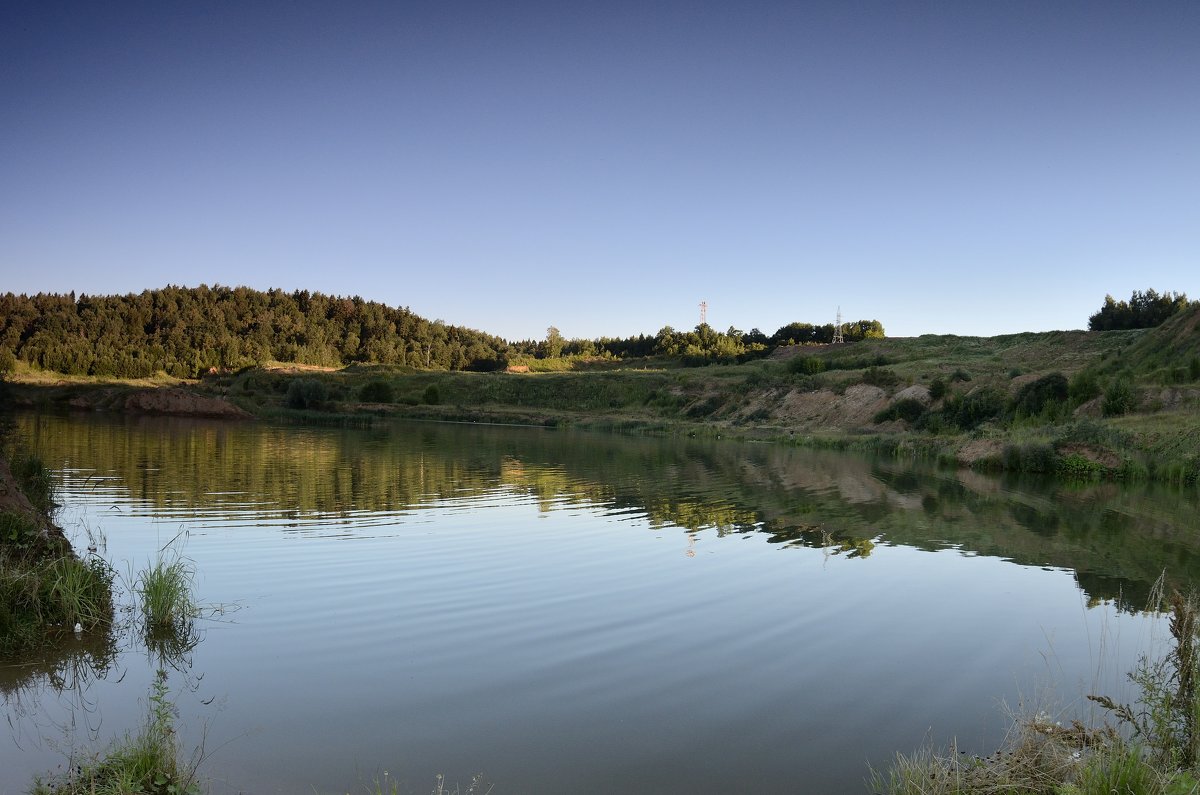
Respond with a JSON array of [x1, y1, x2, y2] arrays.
[[2, 1, 1196, 342]]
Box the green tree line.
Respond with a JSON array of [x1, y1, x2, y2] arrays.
[[1088, 288, 1193, 331], [0, 285, 885, 377], [0, 286, 513, 377]]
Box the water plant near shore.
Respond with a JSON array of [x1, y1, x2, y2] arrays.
[[871, 585, 1200, 795], [30, 669, 204, 795], [135, 543, 199, 634]]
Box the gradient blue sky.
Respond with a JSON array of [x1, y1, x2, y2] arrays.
[[2, 1, 1196, 341]]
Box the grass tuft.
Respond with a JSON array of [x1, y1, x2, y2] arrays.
[[31, 669, 203, 795], [135, 547, 198, 634]]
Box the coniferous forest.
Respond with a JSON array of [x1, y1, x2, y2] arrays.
[[0, 285, 885, 378]]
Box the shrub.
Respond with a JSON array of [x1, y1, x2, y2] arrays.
[[873, 398, 927, 424], [359, 379, 394, 403], [1102, 377, 1136, 417], [929, 378, 948, 401], [788, 356, 826, 375], [1001, 442, 1057, 473], [1058, 453, 1104, 478], [947, 388, 1005, 430], [285, 378, 330, 410], [949, 369, 972, 382], [422, 384, 441, 405], [1011, 372, 1068, 418], [861, 367, 900, 388], [1069, 370, 1102, 405]]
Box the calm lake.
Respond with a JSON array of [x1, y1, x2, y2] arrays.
[[3, 412, 1199, 794]]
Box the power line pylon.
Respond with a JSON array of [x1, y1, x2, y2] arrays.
[[832, 307, 844, 344], [699, 301, 707, 325]]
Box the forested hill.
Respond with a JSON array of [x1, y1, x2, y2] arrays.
[[0, 285, 886, 378], [0, 286, 512, 377]]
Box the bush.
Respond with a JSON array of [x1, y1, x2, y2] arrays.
[[1001, 442, 1057, 473], [928, 377, 948, 401], [422, 384, 441, 405], [1058, 453, 1105, 478], [949, 369, 972, 382], [873, 398, 927, 424], [285, 378, 329, 410], [788, 356, 826, 375], [1068, 370, 1102, 406], [359, 379, 394, 403], [1011, 372, 1068, 418], [1102, 377, 1136, 417], [861, 367, 900, 388], [940, 388, 1006, 430]]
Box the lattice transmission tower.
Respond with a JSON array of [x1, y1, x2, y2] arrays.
[[699, 301, 707, 325], [832, 307, 844, 344]]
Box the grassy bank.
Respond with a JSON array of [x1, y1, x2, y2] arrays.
[[8, 309, 1200, 484], [0, 446, 115, 654], [200, 311, 1200, 484]]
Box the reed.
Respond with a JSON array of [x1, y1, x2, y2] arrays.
[[135, 547, 198, 633], [31, 670, 203, 795]]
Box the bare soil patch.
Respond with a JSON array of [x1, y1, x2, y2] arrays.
[[123, 388, 252, 419]]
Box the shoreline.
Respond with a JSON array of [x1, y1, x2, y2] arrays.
[[8, 362, 1199, 486], [6, 313, 1199, 486]]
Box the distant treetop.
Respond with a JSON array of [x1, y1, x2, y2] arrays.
[[1088, 289, 1193, 331]]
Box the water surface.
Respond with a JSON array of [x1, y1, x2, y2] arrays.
[[3, 413, 1198, 794]]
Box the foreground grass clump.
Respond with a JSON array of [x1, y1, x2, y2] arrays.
[[31, 670, 202, 795], [135, 547, 198, 634], [872, 587, 1200, 795], [868, 720, 1190, 795]]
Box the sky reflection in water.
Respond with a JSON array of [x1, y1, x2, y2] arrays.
[[3, 413, 1196, 794]]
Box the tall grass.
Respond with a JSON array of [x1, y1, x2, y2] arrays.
[[8, 451, 58, 515], [872, 585, 1200, 795], [0, 544, 115, 653], [135, 546, 198, 633], [31, 669, 203, 795]]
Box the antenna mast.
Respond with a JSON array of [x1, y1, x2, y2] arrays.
[[832, 307, 844, 344], [699, 301, 707, 325]]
